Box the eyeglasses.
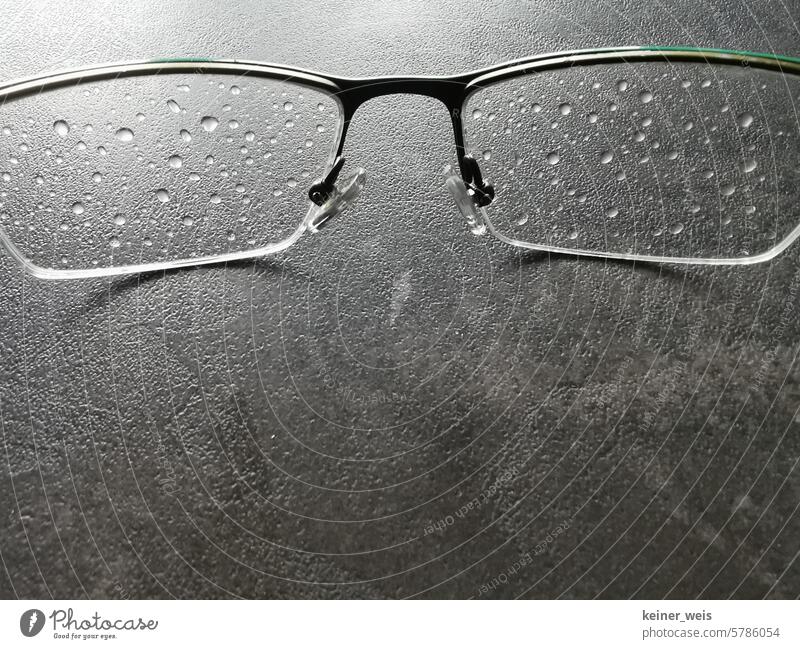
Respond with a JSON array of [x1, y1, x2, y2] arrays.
[[0, 46, 798, 279]]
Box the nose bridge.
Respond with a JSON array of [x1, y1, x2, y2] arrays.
[[332, 75, 468, 163]]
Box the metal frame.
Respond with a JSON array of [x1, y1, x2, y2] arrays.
[[1, 46, 799, 277]]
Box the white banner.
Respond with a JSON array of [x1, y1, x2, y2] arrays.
[[1, 600, 797, 648]]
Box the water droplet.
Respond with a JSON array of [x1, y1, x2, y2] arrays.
[[665, 222, 684, 235], [567, 229, 578, 240], [109, 236, 121, 248], [177, 84, 190, 93], [168, 154, 183, 169], [283, 101, 294, 111], [53, 120, 70, 137], [230, 85, 241, 95], [667, 150, 679, 160], [182, 215, 194, 226], [115, 128, 134, 142], [482, 149, 491, 160], [559, 103, 572, 115], [546, 151, 560, 165], [639, 90, 653, 103], [205, 155, 214, 165], [245, 131, 255, 142], [210, 193, 221, 204], [616, 80, 629, 92], [143, 237, 153, 247], [588, 112, 598, 124], [721, 183, 736, 197], [516, 215, 529, 225], [605, 207, 619, 218], [286, 177, 298, 188], [188, 172, 200, 181], [600, 150, 614, 164], [114, 214, 126, 225], [285, 119, 294, 128], [737, 112, 753, 128], [742, 158, 757, 173], [179, 129, 192, 143], [92, 172, 102, 183], [227, 231, 236, 242], [228, 119, 239, 129], [201, 116, 219, 132], [156, 189, 170, 202], [71, 202, 84, 215], [167, 99, 180, 114]]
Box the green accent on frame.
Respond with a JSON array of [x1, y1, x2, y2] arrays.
[[640, 45, 800, 66]]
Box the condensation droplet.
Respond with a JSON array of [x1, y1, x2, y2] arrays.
[[228, 119, 239, 129], [168, 154, 183, 169], [737, 112, 753, 128], [71, 202, 84, 215], [286, 177, 297, 187], [180, 129, 192, 143], [230, 85, 241, 95], [639, 91, 653, 104], [600, 150, 613, 164], [742, 158, 757, 173], [546, 151, 560, 165], [201, 116, 219, 132], [167, 99, 180, 114], [605, 207, 619, 218], [669, 222, 684, 235], [114, 214, 126, 226], [588, 112, 598, 124], [616, 80, 629, 92], [156, 188, 170, 202], [92, 172, 102, 183], [283, 101, 294, 111], [482, 149, 491, 160], [182, 215, 194, 226], [559, 103, 572, 115], [567, 229, 578, 240], [53, 120, 70, 137], [210, 193, 221, 204], [245, 131, 255, 142], [109, 236, 121, 248], [115, 127, 134, 142], [721, 183, 736, 196], [472, 108, 483, 119]]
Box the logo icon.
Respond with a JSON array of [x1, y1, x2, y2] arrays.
[[20, 609, 45, 637]]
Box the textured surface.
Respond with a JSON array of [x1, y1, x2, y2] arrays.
[[1, 0, 800, 599]]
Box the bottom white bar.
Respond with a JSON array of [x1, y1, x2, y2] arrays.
[[2, 600, 797, 648]]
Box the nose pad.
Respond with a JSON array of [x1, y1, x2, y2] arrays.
[[444, 165, 486, 235], [306, 167, 367, 233]]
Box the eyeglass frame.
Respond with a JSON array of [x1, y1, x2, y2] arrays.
[[1, 45, 799, 278]]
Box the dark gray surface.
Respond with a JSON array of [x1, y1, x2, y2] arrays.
[[1, 0, 800, 599]]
